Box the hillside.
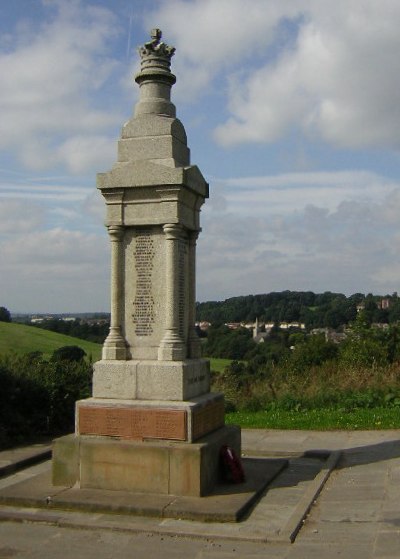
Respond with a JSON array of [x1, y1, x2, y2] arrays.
[[0, 322, 102, 361]]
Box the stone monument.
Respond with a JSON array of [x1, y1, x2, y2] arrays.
[[53, 29, 241, 497]]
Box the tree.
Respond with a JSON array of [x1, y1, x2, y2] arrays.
[[288, 334, 338, 372], [339, 313, 388, 368], [0, 307, 11, 323]]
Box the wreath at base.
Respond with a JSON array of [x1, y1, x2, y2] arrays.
[[219, 444, 246, 484]]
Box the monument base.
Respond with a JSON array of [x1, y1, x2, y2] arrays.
[[93, 359, 210, 401], [52, 425, 241, 497]]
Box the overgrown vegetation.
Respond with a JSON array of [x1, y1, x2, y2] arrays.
[[210, 314, 400, 428], [0, 349, 92, 449]]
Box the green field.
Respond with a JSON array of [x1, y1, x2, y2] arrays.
[[0, 325, 234, 370], [0, 322, 102, 361]]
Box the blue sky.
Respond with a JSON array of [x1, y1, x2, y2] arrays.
[[1, 0, 400, 313]]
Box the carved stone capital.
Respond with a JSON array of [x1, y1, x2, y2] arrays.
[[163, 223, 185, 240], [107, 225, 124, 242]]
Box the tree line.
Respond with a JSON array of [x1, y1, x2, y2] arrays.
[[196, 291, 400, 328]]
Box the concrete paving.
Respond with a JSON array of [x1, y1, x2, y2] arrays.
[[0, 429, 399, 558]]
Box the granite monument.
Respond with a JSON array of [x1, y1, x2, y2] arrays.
[[52, 29, 241, 497]]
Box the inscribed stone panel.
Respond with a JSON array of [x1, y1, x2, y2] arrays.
[[79, 406, 187, 440], [177, 236, 189, 342], [124, 227, 165, 359], [192, 399, 225, 441]]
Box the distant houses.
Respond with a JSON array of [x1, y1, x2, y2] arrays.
[[195, 318, 307, 344]]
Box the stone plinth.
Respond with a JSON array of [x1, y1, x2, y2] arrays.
[[53, 425, 241, 497]]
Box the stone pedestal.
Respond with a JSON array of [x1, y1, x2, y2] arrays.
[[52, 29, 241, 497], [53, 425, 240, 497]]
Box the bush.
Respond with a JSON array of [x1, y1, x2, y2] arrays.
[[0, 353, 92, 448], [0, 307, 11, 323], [51, 345, 86, 362], [287, 334, 338, 373]]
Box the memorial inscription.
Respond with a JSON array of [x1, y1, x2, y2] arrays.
[[132, 230, 155, 336], [192, 399, 225, 441], [79, 406, 187, 441], [178, 238, 187, 338]]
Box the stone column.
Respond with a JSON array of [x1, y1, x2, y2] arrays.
[[188, 230, 202, 358], [158, 223, 186, 361], [102, 225, 127, 360]]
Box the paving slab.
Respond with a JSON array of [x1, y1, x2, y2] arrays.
[[0, 520, 291, 559], [0, 451, 331, 543], [1, 429, 400, 557], [0, 441, 51, 478], [298, 518, 379, 544], [285, 541, 374, 559], [373, 531, 400, 557], [0, 456, 288, 523]]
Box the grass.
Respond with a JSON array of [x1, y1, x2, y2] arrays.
[[208, 357, 234, 372], [0, 322, 102, 361], [226, 407, 400, 430]]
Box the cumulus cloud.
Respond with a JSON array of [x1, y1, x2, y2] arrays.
[[144, 0, 301, 101], [149, 0, 400, 151], [0, 0, 124, 173], [0, 227, 109, 312], [216, 1, 400, 149], [2, 0, 399, 311], [197, 169, 400, 299]]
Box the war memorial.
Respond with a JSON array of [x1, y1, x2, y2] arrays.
[[52, 29, 241, 498], [1, 31, 400, 558]]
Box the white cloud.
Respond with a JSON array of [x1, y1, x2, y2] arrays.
[[56, 135, 117, 174], [82, 189, 106, 223], [144, 0, 301, 101], [216, 1, 400, 149], [0, 0, 124, 173], [0, 200, 44, 234], [212, 170, 397, 215], [0, 180, 90, 202], [0, 227, 109, 312], [197, 169, 400, 299], [150, 0, 400, 150]]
